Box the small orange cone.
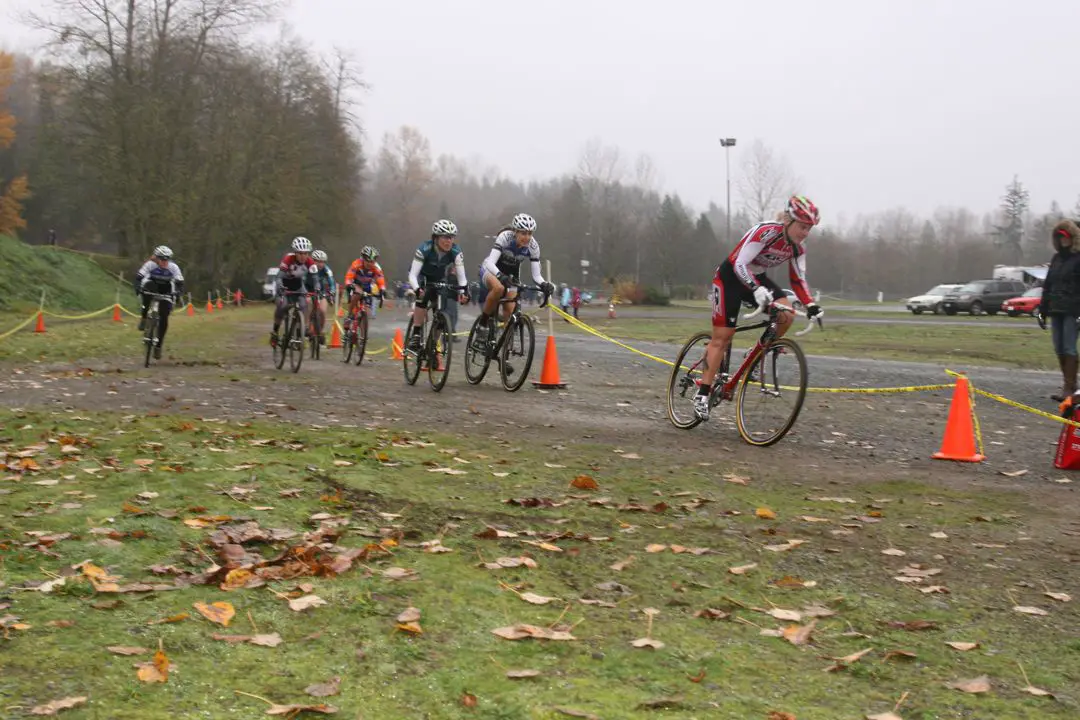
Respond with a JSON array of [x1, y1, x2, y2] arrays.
[[932, 375, 985, 462], [532, 335, 567, 389], [328, 321, 342, 349], [112, 304, 122, 322], [206, 299, 214, 313], [216, 297, 224, 310], [34, 311, 46, 334], [392, 328, 405, 360], [186, 302, 195, 316], [234, 289, 243, 306]]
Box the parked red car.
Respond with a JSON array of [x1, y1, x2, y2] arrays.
[[1001, 287, 1042, 317]]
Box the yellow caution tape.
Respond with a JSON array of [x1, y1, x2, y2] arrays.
[[0, 313, 39, 340], [549, 305, 953, 394], [42, 306, 114, 320]]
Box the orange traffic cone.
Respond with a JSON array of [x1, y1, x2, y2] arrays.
[[216, 297, 224, 310], [34, 311, 46, 334], [112, 304, 122, 322], [186, 302, 195, 316], [532, 335, 567, 389], [328, 321, 342, 349], [206, 299, 214, 313], [932, 375, 985, 462], [234, 289, 243, 306], [392, 328, 405, 360]]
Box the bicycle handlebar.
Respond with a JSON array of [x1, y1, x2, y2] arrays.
[[497, 280, 551, 309], [741, 301, 821, 337]]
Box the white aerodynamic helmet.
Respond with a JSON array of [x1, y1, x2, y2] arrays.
[[152, 245, 173, 260], [510, 213, 536, 232], [432, 219, 458, 237], [291, 236, 313, 252], [311, 249, 327, 262]]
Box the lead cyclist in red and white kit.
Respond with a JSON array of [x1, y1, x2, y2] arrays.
[[694, 195, 824, 420]]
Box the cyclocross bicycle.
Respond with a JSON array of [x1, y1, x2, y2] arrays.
[[463, 281, 550, 392], [272, 290, 308, 373], [403, 281, 456, 392], [666, 301, 820, 446], [141, 291, 174, 367], [341, 288, 380, 366]]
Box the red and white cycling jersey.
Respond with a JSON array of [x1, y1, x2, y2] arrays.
[[724, 222, 813, 305], [278, 252, 318, 291]]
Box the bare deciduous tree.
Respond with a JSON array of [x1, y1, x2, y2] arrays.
[[736, 139, 798, 223]]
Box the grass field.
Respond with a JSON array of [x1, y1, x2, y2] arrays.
[[1, 409, 1077, 719], [0, 235, 135, 313], [573, 314, 1052, 370]]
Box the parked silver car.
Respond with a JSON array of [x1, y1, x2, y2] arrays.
[[906, 284, 962, 315]]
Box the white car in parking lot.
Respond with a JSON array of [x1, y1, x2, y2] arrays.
[[906, 284, 962, 315]]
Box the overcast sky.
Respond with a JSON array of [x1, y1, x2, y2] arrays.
[[2, 0, 1076, 221]]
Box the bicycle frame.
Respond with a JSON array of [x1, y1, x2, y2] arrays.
[[486, 281, 549, 356], [712, 302, 818, 402]]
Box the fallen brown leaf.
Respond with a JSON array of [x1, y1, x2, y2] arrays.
[[694, 608, 729, 620], [29, 696, 88, 716], [1044, 592, 1071, 603], [755, 507, 777, 519], [396, 607, 421, 623], [519, 592, 557, 605], [609, 556, 635, 572], [1020, 685, 1054, 698], [825, 647, 873, 672], [265, 703, 338, 716], [945, 641, 979, 651], [728, 563, 758, 575], [136, 649, 170, 683], [882, 650, 917, 662], [886, 620, 937, 631], [767, 712, 797, 720], [630, 637, 665, 649], [645, 543, 667, 553], [460, 692, 478, 708], [506, 669, 541, 679], [194, 601, 235, 627], [395, 622, 423, 635], [783, 620, 817, 646], [552, 707, 601, 720], [1013, 605, 1049, 616], [947, 675, 991, 694], [288, 595, 328, 613], [570, 475, 599, 490], [107, 645, 149, 656], [305, 677, 341, 698], [866, 713, 903, 720]]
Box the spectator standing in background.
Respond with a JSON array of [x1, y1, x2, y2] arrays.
[[1038, 220, 1080, 401]]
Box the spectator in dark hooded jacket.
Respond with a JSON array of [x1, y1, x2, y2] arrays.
[[1038, 219, 1080, 400]]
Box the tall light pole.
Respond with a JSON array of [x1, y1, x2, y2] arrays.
[[720, 138, 737, 244]]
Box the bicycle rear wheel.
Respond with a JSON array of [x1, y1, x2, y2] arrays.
[[402, 317, 421, 385], [427, 312, 453, 392], [500, 314, 535, 392], [735, 337, 807, 446], [354, 312, 368, 366], [143, 316, 158, 368], [341, 317, 355, 364], [666, 332, 712, 429], [464, 315, 493, 384], [288, 307, 305, 374]]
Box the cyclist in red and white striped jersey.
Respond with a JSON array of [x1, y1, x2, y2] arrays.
[[694, 195, 824, 420]]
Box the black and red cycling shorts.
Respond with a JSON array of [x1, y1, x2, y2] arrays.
[[710, 261, 782, 328]]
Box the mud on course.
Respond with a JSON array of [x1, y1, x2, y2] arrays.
[[1, 308, 1077, 516]]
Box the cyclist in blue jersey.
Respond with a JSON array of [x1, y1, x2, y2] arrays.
[[406, 219, 471, 353]]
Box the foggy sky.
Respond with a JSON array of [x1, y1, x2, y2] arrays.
[[3, 0, 1077, 222]]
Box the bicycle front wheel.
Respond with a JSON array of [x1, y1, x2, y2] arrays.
[[666, 332, 712, 429], [354, 313, 368, 366], [341, 319, 355, 364], [288, 307, 305, 374], [427, 312, 453, 392], [463, 315, 492, 385], [735, 337, 807, 446], [402, 318, 421, 385], [500, 314, 535, 392], [143, 316, 158, 368]]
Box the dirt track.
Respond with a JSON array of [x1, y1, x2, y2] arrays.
[[1, 306, 1077, 511]]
